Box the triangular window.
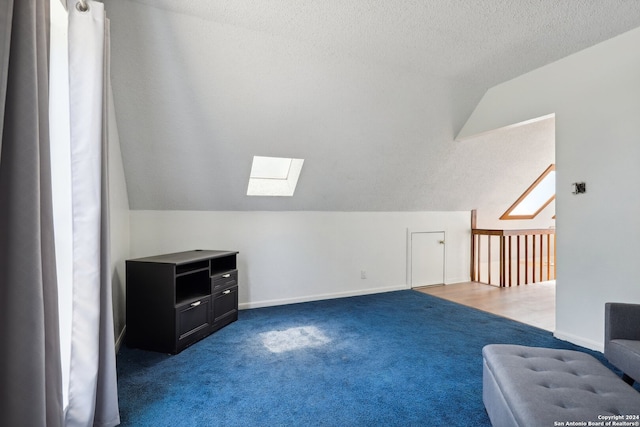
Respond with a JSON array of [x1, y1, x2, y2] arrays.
[[500, 164, 555, 220]]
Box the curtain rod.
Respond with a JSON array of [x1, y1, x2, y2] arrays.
[[76, 0, 89, 12]]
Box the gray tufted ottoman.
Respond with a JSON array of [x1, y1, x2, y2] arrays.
[[482, 344, 640, 427]]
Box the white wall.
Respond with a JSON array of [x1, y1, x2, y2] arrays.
[[129, 211, 471, 308], [457, 26, 640, 350]]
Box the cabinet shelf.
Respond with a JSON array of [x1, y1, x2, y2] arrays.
[[176, 266, 209, 277], [210, 256, 237, 276], [175, 291, 210, 307], [175, 269, 210, 305]]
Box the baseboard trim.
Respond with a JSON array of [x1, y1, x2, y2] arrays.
[[115, 325, 126, 353], [238, 285, 408, 310], [445, 277, 471, 285], [553, 329, 603, 353]]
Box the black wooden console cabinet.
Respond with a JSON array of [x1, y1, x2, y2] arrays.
[[126, 249, 239, 354]]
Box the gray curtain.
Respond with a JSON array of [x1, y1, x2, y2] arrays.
[[64, 3, 120, 425], [0, 0, 64, 426]]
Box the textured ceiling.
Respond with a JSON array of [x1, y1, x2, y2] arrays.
[[104, 0, 640, 211]]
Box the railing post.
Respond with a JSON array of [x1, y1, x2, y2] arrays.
[[524, 235, 529, 284], [470, 210, 477, 282], [499, 236, 505, 287], [516, 235, 521, 286], [488, 235, 491, 286], [532, 235, 537, 283], [476, 234, 482, 282], [507, 235, 512, 287]]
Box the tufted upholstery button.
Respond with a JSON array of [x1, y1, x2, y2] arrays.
[[555, 401, 576, 409]]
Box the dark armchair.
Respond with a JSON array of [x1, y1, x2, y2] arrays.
[[604, 302, 640, 385]]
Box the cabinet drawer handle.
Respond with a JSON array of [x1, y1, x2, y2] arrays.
[[222, 290, 231, 295], [222, 274, 231, 278], [190, 301, 201, 307]]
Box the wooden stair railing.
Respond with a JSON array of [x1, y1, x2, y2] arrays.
[[471, 228, 556, 287]]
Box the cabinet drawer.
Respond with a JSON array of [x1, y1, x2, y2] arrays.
[[212, 285, 238, 325], [176, 296, 211, 341], [211, 269, 237, 291]]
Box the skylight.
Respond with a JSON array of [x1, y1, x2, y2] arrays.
[[247, 156, 304, 196], [500, 164, 555, 220]]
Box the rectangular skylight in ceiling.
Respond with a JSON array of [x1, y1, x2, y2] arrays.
[[247, 156, 304, 196], [250, 156, 292, 180]]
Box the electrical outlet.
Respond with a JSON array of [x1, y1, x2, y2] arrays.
[[361, 270, 367, 279]]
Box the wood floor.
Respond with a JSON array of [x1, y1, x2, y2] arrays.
[[415, 281, 556, 331]]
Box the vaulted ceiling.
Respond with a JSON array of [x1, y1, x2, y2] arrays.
[[105, 0, 640, 212]]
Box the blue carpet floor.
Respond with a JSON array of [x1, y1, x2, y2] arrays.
[[116, 290, 610, 426]]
